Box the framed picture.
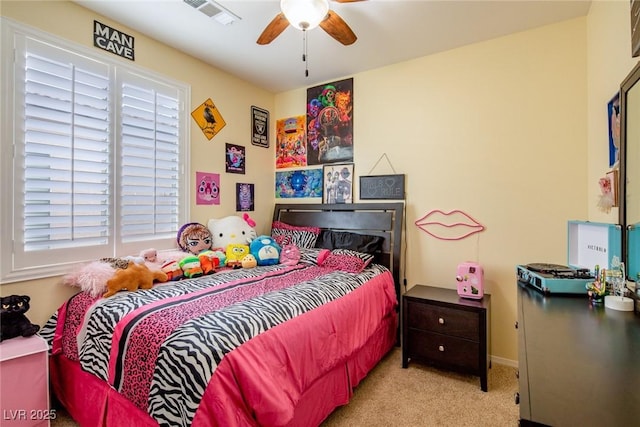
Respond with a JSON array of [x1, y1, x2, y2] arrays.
[[608, 92, 620, 168], [195, 171, 220, 205], [306, 78, 353, 166], [275, 168, 323, 199], [236, 183, 254, 211], [322, 163, 354, 204], [225, 143, 245, 174], [251, 105, 269, 148]]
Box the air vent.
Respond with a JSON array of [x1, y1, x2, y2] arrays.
[[183, 0, 241, 25]]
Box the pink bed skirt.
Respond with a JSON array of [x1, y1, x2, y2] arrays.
[[50, 314, 397, 427]]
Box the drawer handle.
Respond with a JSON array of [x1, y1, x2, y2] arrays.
[[438, 345, 445, 352], [438, 317, 445, 325]]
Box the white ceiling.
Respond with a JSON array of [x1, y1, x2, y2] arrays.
[[75, 0, 592, 93]]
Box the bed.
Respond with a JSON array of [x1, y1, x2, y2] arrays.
[[40, 202, 404, 427]]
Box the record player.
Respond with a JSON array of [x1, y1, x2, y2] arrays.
[[516, 221, 621, 295], [516, 263, 594, 294]]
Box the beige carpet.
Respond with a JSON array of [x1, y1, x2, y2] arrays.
[[51, 347, 520, 426]]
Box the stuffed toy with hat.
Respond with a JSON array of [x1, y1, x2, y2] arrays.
[[0, 295, 40, 342], [103, 261, 168, 298]]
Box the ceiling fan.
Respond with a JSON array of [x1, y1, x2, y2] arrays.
[[257, 0, 365, 46]]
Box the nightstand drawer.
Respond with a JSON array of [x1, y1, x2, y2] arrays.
[[407, 302, 479, 341], [408, 329, 480, 370]]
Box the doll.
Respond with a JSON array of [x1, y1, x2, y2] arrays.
[[176, 222, 220, 275]]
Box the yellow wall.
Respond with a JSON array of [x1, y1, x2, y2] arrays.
[[278, 18, 589, 363], [0, 1, 276, 325], [1, 0, 637, 364]]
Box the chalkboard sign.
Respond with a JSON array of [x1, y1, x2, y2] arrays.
[[359, 174, 405, 200]]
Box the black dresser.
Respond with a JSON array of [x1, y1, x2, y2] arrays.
[[517, 280, 640, 426]]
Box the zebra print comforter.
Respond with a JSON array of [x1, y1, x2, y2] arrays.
[[44, 259, 398, 427]]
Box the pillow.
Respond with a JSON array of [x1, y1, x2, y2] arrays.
[[271, 221, 320, 249], [298, 248, 326, 265], [331, 248, 375, 268], [319, 249, 374, 274], [314, 230, 384, 254]]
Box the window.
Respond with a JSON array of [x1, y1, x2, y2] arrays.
[[1, 19, 190, 283]]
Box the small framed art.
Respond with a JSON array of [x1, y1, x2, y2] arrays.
[[323, 163, 353, 204]]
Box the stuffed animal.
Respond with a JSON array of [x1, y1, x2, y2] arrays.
[[197, 250, 221, 275], [103, 261, 168, 298], [279, 244, 300, 266], [140, 248, 158, 263], [250, 235, 281, 266], [176, 222, 222, 276], [241, 254, 257, 269], [178, 255, 204, 279], [0, 295, 40, 342], [161, 259, 184, 281], [208, 213, 257, 251], [226, 244, 250, 269]]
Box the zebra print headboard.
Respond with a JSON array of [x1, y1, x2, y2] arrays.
[[272, 203, 404, 302]]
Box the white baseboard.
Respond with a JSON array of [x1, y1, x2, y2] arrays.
[[490, 355, 518, 368]]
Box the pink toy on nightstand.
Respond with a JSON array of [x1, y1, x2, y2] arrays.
[[456, 262, 484, 299]]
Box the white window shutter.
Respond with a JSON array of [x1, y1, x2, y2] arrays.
[[1, 21, 189, 283]]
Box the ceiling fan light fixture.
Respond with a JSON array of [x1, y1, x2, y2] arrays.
[[280, 0, 329, 31]]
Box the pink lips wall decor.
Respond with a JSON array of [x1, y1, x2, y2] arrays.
[[414, 209, 485, 241]]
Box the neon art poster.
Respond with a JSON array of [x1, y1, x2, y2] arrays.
[[196, 172, 220, 205], [276, 115, 307, 169], [275, 168, 322, 199], [306, 77, 353, 166], [236, 183, 254, 211]]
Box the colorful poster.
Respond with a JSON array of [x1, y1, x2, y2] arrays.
[[225, 143, 245, 174], [275, 168, 322, 199], [196, 172, 220, 205], [276, 115, 307, 169], [236, 183, 254, 211], [306, 78, 353, 165], [191, 98, 226, 140]]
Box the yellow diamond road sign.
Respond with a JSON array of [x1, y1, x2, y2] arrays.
[[192, 98, 226, 140]]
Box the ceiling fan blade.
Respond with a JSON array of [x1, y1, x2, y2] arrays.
[[257, 13, 290, 45], [319, 10, 357, 46]]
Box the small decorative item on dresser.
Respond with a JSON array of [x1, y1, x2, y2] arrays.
[[455, 262, 484, 299], [402, 285, 491, 391]]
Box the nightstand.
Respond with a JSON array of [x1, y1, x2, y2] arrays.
[[0, 335, 52, 426], [402, 285, 491, 391]]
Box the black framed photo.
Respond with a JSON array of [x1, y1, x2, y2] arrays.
[[323, 163, 353, 204]]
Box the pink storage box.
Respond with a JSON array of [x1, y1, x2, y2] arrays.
[[0, 335, 51, 427]]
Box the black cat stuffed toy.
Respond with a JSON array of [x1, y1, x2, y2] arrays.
[[0, 295, 40, 342]]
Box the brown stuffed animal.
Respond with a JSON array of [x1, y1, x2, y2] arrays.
[[103, 261, 168, 298]]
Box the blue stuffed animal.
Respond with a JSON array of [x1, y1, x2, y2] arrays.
[[249, 235, 281, 266]]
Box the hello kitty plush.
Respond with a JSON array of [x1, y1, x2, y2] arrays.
[[207, 213, 258, 251]]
